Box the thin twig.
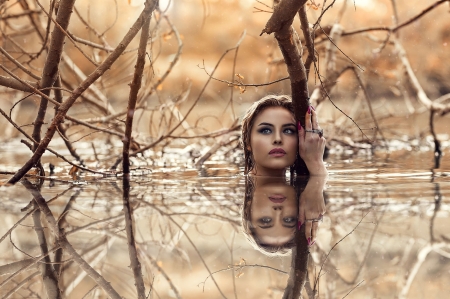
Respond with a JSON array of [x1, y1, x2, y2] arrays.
[[314, 211, 371, 289], [341, 280, 365, 299]]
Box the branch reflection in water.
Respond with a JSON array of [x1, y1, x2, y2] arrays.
[[2, 161, 450, 298]]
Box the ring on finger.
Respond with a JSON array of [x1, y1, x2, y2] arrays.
[[304, 128, 324, 138], [305, 214, 323, 222]]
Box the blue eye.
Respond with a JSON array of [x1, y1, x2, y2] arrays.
[[283, 217, 297, 223], [283, 128, 296, 135], [258, 128, 272, 134]]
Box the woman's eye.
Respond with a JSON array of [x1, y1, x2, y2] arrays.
[[283, 217, 297, 223], [258, 128, 272, 134], [261, 217, 272, 223], [283, 128, 296, 134]]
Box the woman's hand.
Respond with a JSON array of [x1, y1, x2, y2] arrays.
[[298, 175, 327, 246], [298, 107, 327, 176]]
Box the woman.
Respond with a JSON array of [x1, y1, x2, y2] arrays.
[[240, 95, 327, 253], [240, 95, 327, 177]]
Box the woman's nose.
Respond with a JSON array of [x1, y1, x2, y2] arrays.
[[273, 206, 282, 210], [273, 132, 282, 144]]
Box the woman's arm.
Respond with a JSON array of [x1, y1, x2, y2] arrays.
[[298, 175, 327, 246]]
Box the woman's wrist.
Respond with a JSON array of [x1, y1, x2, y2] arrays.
[[305, 160, 328, 176]]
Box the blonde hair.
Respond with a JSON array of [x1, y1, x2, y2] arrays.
[[240, 95, 297, 175]]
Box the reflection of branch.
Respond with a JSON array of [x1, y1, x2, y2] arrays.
[[282, 229, 309, 299], [0, 209, 35, 246], [141, 254, 182, 299], [341, 280, 365, 299], [315, 212, 371, 290], [347, 212, 383, 285], [429, 182, 442, 242], [3, 271, 40, 299], [141, 202, 228, 298], [200, 263, 288, 287], [0, 245, 61, 290], [0, 260, 35, 277], [21, 179, 123, 299], [123, 177, 146, 298], [399, 242, 448, 299], [32, 204, 62, 298]]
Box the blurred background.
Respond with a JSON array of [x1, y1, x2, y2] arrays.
[[1, 0, 449, 145]]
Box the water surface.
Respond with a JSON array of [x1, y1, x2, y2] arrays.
[[1, 142, 449, 299]]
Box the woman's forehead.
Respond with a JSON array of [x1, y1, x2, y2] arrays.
[[254, 106, 295, 123]]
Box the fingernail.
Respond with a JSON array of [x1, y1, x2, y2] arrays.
[[311, 105, 315, 111], [311, 240, 316, 246], [297, 220, 302, 230], [307, 237, 311, 246], [307, 106, 311, 114], [297, 121, 301, 131]]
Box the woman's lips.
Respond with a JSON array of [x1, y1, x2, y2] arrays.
[[269, 148, 286, 157], [268, 195, 286, 203]]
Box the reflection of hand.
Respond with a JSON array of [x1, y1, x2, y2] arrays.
[[298, 108, 327, 176], [298, 175, 327, 246]]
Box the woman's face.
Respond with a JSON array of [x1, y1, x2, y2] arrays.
[[249, 107, 298, 176], [251, 178, 297, 246]]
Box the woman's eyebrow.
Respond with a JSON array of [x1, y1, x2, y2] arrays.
[[258, 122, 273, 127], [282, 123, 296, 127]]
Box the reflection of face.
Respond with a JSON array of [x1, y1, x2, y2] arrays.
[[251, 178, 297, 246], [249, 107, 298, 176]]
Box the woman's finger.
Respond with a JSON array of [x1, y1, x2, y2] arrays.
[[311, 108, 320, 130], [311, 221, 319, 246], [304, 220, 312, 244], [304, 107, 312, 131], [298, 200, 306, 230]]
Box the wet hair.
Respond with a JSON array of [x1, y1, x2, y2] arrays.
[[240, 176, 295, 256], [240, 95, 297, 175]]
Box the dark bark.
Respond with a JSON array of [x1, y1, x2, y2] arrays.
[[270, 6, 309, 125], [31, 0, 76, 153], [282, 226, 309, 299], [121, 12, 152, 299], [298, 5, 316, 80], [32, 205, 62, 299], [8, 0, 158, 185], [21, 179, 123, 299], [123, 176, 146, 299], [54, 76, 82, 163], [54, 188, 81, 279], [0, 75, 38, 92], [264, 0, 310, 174], [123, 15, 151, 174], [262, 0, 308, 35]]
